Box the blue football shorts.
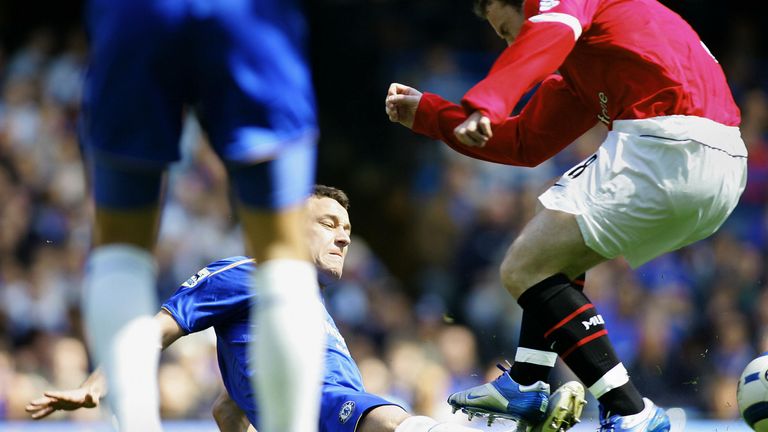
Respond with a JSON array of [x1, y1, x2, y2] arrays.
[[81, 0, 317, 209], [320, 385, 401, 432]]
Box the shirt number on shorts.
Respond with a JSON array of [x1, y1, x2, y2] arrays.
[[567, 154, 597, 179]]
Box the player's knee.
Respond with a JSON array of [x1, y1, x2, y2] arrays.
[[211, 395, 228, 421], [500, 255, 527, 299]]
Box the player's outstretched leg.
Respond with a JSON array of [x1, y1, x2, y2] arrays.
[[597, 398, 671, 432], [394, 415, 506, 431], [532, 381, 586, 432], [83, 244, 162, 432], [447, 363, 550, 427]]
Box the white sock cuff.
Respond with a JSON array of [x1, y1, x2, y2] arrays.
[[515, 347, 558, 367], [395, 416, 439, 432], [252, 259, 320, 300], [588, 363, 630, 399]]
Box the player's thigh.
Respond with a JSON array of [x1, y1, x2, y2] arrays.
[[82, 0, 188, 168], [230, 140, 316, 262], [502, 208, 606, 294], [357, 405, 409, 432], [194, 0, 318, 165]]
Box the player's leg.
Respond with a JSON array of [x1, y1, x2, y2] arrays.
[[81, 2, 188, 428], [229, 147, 324, 432], [196, 1, 323, 429], [449, 146, 650, 427], [362, 406, 504, 431], [83, 158, 166, 432], [239, 207, 325, 432], [358, 405, 409, 432], [501, 208, 647, 415], [388, 413, 489, 432], [505, 197, 587, 387], [449, 208, 626, 422]]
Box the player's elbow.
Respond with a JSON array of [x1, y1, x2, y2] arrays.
[[211, 398, 228, 424], [212, 393, 249, 432], [515, 151, 547, 168]]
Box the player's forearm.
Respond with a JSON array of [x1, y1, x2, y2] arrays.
[[81, 368, 107, 399], [414, 93, 538, 166]]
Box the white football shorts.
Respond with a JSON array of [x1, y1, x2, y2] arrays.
[[538, 115, 747, 268]]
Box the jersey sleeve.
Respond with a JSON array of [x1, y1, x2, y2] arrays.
[[413, 74, 596, 167], [161, 259, 253, 334], [461, 0, 600, 124]]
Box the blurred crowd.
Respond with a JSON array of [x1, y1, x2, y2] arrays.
[[1, 0, 768, 427]]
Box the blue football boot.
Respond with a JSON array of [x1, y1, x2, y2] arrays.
[[447, 363, 550, 427], [598, 398, 672, 432]]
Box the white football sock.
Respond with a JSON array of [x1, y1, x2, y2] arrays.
[[82, 245, 162, 432], [251, 259, 324, 432], [395, 415, 485, 432]]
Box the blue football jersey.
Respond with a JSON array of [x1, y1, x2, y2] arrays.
[[162, 257, 393, 429]]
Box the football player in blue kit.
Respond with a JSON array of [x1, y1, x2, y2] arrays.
[[80, 0, 323, 431], [28, 186, 497, 432]]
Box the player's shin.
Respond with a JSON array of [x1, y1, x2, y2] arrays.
[[518, 274, 644, 416], [82, 244, 162, 431], [251, 259, 324, 432], [509, 274, 584, 385]]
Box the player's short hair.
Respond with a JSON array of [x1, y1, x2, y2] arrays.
[[312, 185, 350, 210], [473, 0, 524, 17]]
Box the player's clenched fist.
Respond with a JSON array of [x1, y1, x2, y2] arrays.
[[385, 83, 422, 129], [453, 111, 492, 147]]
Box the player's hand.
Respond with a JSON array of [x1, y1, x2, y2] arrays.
[[385, 83, 422, 129], [25, 387, 100, 420], [454, 111, 492, 147]]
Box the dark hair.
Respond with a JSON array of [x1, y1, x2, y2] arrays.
[[312, 185, 350, 210], [473, 0, 524, 17]]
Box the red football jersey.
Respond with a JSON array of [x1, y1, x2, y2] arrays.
[[412, 0, 740, 167]]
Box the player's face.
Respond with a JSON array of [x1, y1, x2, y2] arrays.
[[486, 1, 525, 46], [306, 196, 351, 284]]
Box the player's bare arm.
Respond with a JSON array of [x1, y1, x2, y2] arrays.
[[25, 311, 185, 420], [212, 390, 256, 432], [24, 368, 104, 419]]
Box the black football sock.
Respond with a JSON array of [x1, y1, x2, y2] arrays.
[[572, 273, 586, 291], [509, 309, 556, 385], [509, 273, 585, 385], [517, 274, 644, 416]]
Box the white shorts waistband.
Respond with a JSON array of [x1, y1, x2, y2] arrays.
[[612, 116, 747, 157]]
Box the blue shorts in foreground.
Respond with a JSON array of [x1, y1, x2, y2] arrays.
[[81, 0, 317, 209], [321, 385, 401, 432]]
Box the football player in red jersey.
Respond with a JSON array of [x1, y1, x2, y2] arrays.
[[386, 0, 746, 430]]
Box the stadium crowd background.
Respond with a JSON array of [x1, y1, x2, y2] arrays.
[[0, 0, 766, 426]]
